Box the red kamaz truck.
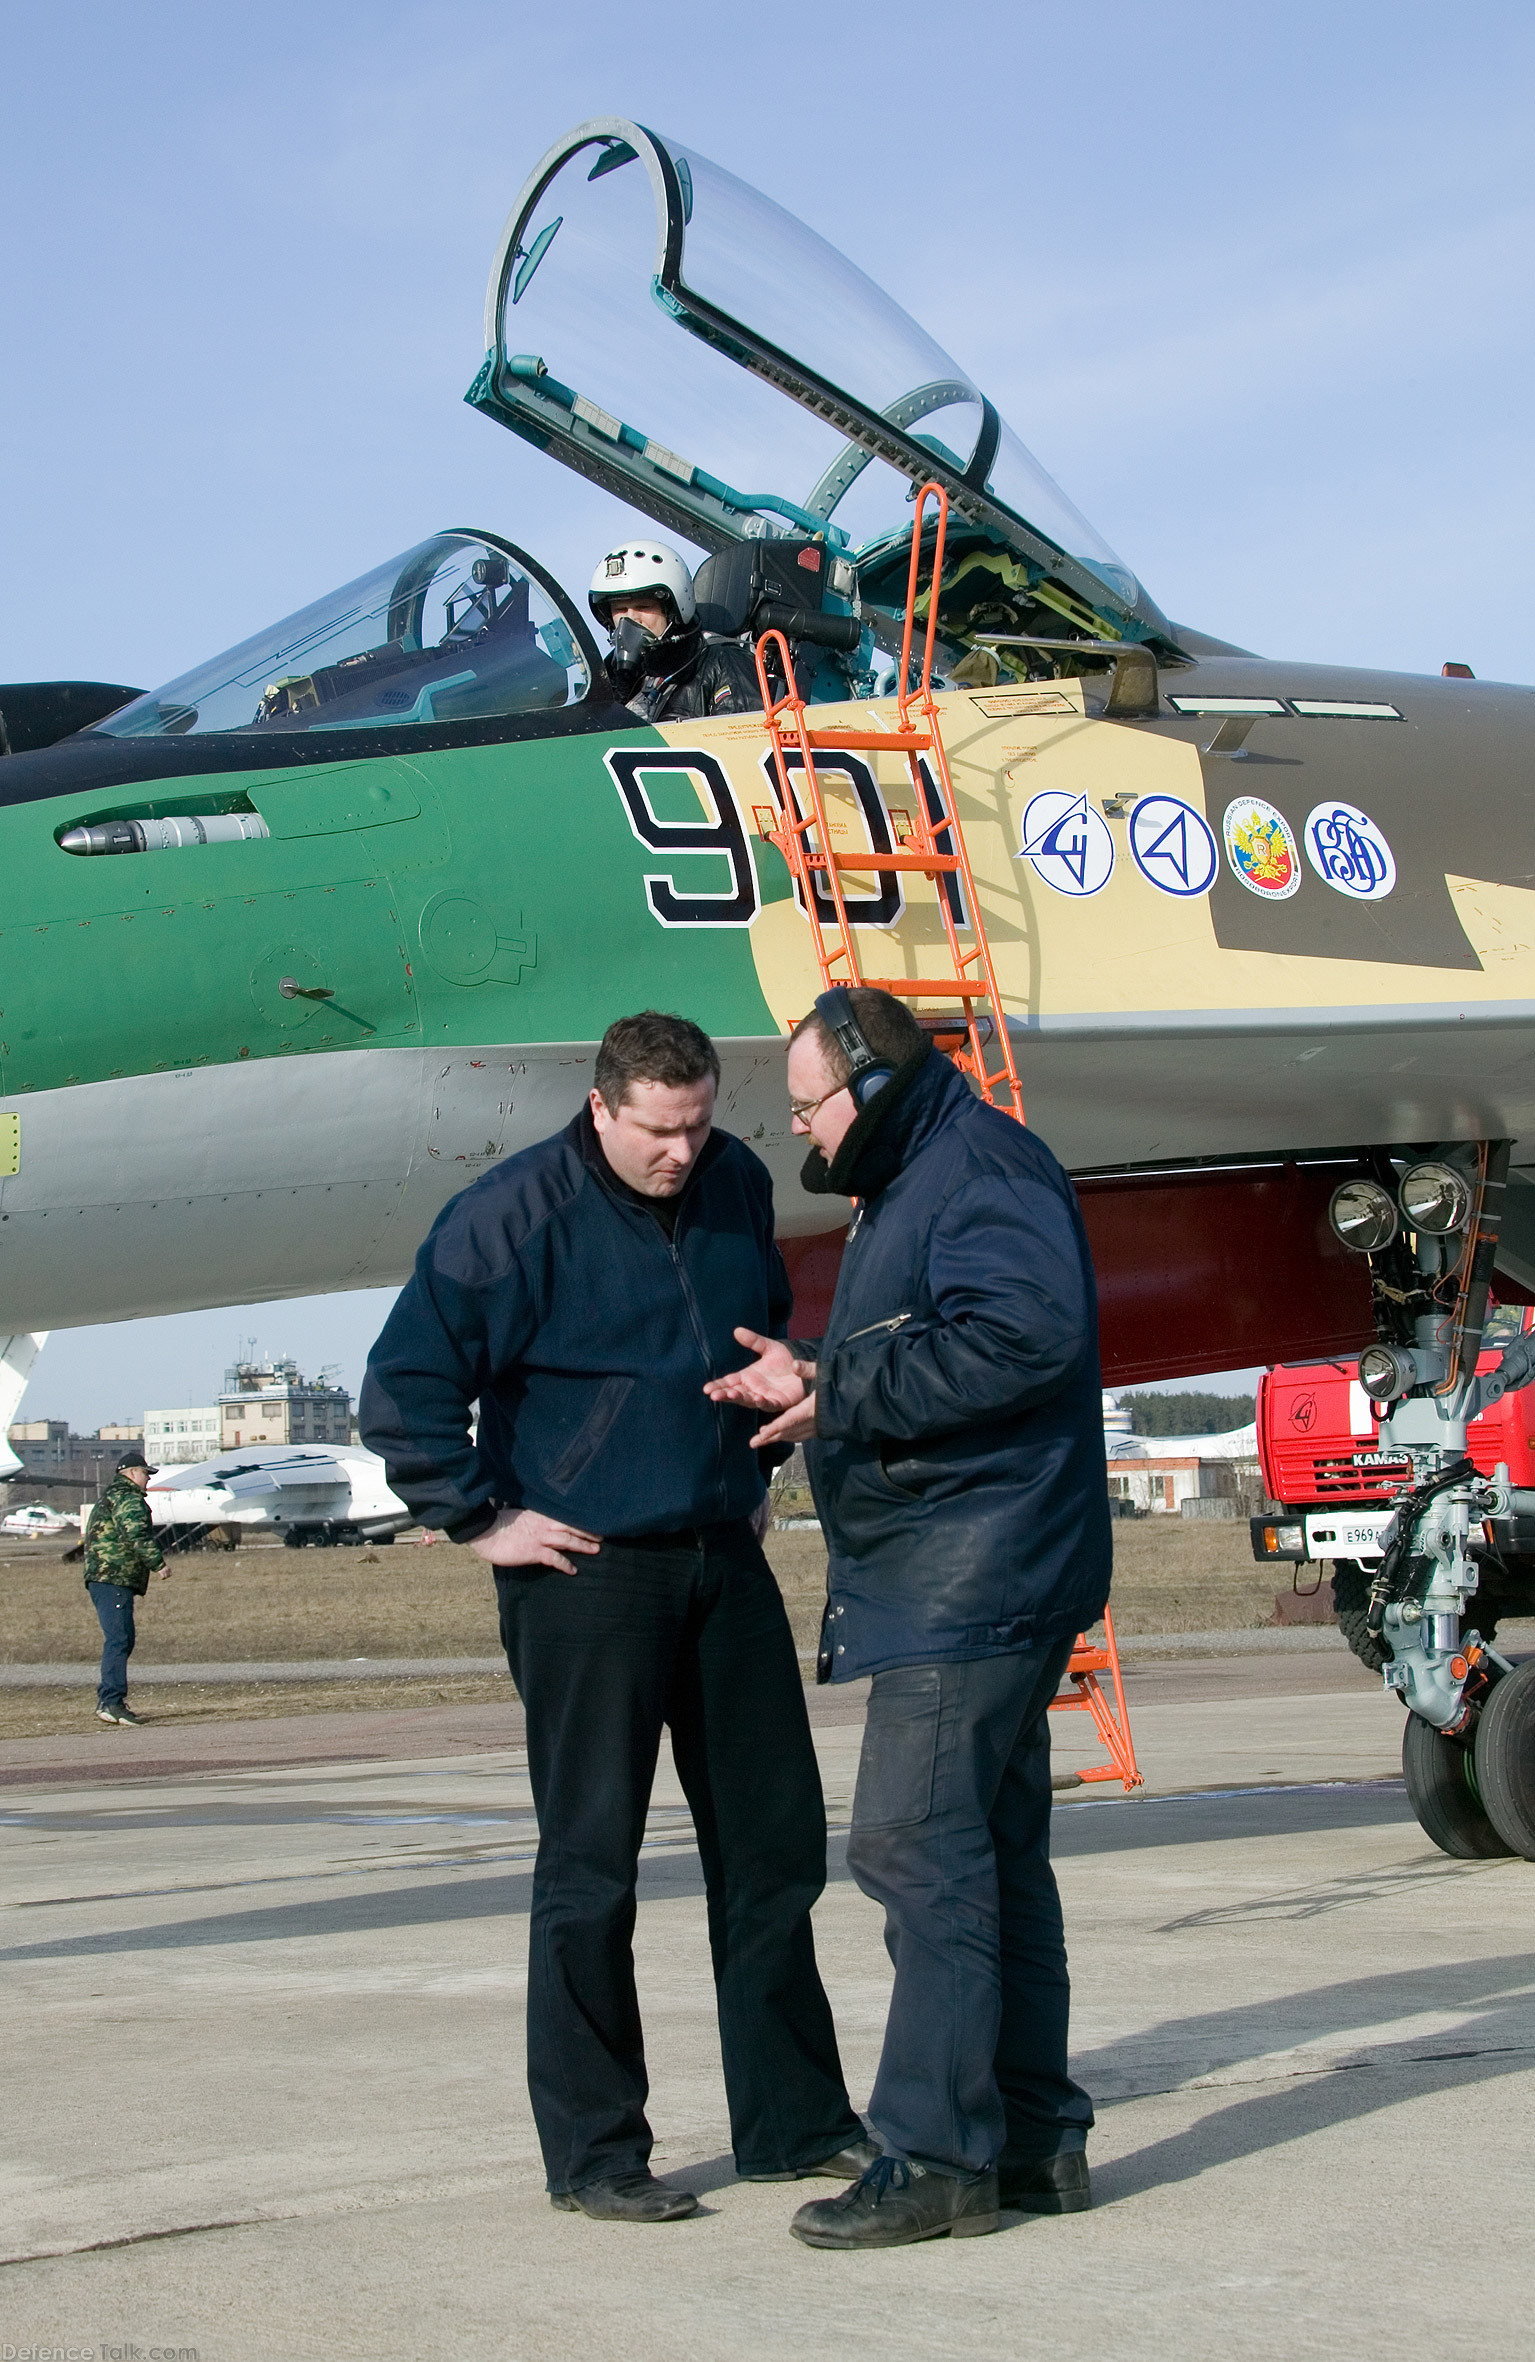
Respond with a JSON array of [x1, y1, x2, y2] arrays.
[[1252, 1303, 1535, 1662]]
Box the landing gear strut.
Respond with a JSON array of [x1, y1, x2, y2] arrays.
[[1329, 1141, 1535, 1860]]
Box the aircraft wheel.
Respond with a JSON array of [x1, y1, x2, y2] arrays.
[[1402, 1710, 1513, 1859], [1332, 1560, 1392, 1675], [1473, 1659, 1535, 1859]]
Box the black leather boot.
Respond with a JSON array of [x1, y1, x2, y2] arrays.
[[998, 2150, 1091, 2213], [550, 2171, 698, 2223], [790, 2157, 999, 2248], [743, 2134, 883, 2184]]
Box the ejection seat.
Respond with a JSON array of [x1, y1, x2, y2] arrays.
[[691, 538, 860, 704]]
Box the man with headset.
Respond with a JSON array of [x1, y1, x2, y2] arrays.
[[706, 986, 1111, 2250]]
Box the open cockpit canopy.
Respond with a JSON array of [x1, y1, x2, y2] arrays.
[[469, 117, 1173, 669]]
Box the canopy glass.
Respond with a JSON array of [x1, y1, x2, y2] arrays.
[[474, 118, 1165, 646], [95, 532, 593, 738]]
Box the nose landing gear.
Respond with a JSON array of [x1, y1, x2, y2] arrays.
[[1327, 1140, 1535, 1859]]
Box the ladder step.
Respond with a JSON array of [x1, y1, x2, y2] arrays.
[[793, 849, 963, 874], [800, 728, 931, 752], [859, 978, 991, 998]]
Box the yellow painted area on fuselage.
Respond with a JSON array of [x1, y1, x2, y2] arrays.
[[658, 691, 1535, 1030]]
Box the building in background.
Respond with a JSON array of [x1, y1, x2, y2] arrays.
[[1101, 1393, 1264, 1518], [220, 1359, 352, 1450], [144, 1406, 223, 1464], [4, 1421, 138, 1511]]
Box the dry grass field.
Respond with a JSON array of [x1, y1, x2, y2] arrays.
[[0, 1516, 1292, 1741]]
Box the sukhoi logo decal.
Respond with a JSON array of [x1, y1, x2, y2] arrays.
[[1303, 800, 1397, 900], [1222, 796, 1301, 900], [1127, 795, 1219, 898], [1017, 789, 1115, 898]]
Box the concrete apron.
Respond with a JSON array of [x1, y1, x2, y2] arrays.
[[0, 1666, 1530, 2361]]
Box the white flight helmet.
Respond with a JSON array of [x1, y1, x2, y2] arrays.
[[588, 540, 696, 634]]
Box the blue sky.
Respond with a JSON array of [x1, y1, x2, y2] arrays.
[[4, 0, 1533, 1425]]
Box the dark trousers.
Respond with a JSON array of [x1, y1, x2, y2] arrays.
[[846, 1641, 1094, 2174], [86, 1581, 136, 1709], [495, 1519, 861, 2193]]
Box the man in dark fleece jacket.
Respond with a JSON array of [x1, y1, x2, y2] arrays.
[[707, 989, 1111, 2251], [360, 1012, 869, 2226]]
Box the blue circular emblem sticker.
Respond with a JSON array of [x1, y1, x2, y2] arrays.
[[1303, 800, 1396, 900], [1017, 789, 1115, 898], [1127, 794, 1219, 898]]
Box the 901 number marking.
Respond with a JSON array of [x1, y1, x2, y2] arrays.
[[605, 748, 760, 928]]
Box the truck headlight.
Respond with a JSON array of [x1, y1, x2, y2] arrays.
[[1399, 1160, 1472, 1235], [1328, 1178, 1398, 1253]]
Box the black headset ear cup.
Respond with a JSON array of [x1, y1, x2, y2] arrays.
[[814, 987, 892, 1102]]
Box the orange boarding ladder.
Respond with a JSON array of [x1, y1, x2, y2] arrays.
[[1049, 1606, 1143, 1794], [756, 489, 1140, 1793], [753, 481, 1023, 1115]]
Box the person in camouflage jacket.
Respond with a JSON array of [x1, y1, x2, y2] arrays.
[[84, 1448, 168, 1725]]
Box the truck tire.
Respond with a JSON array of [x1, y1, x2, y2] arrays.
[[1402, 1711, 1514, 1858], [1332, 1560, 1392, 1675], [1473, 1659, 1535, 1859]]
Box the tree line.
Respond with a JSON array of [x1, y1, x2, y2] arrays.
[[1117, 1391, 1256, 1436]]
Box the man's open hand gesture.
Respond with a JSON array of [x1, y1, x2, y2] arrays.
[[704, 1328, 819, 1447]]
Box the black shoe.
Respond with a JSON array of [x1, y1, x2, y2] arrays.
[[113, 1705, 143, 1726], [743, 2134, 883, 2184], [999, 2151, 1091, 2214], [791, 2157, 999, 2249], [95, 1705, 123, 1726], [549, 2171, 698, 2223]]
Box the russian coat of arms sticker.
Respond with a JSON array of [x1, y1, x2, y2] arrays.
[[1222, 796, 1301, 900]]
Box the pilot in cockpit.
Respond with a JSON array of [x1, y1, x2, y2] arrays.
[[589, 541, 763, 725]]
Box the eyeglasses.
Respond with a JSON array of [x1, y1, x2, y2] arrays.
[[789, 1086, 846, 1126]]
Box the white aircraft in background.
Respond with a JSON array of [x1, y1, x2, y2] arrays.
[[0, 1500, 79, 1536], [148, 1444, 410, 1549]]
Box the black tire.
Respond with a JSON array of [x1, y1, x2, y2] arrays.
[[1402, 1711, 1514, 1858], [1332, 1559, 1393, 1675], [1474, 1659, 1535, 1859]]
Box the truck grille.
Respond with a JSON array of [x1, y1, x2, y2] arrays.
[[1304, 1451, 1404, 1501]]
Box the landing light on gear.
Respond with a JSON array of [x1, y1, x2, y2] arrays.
[[1327, 1177, 1398, 1252], [1357, 1342, 1417, 1401], [1398, 1160, 1474, 1235]]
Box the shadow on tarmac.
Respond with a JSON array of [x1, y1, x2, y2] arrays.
[[0, 1784, 1506, 1978], [1078, 1949, 1535, 2198]]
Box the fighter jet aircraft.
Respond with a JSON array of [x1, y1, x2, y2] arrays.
[[147, 1444, 409, 1550], [4, 117, 1535, 1852]]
